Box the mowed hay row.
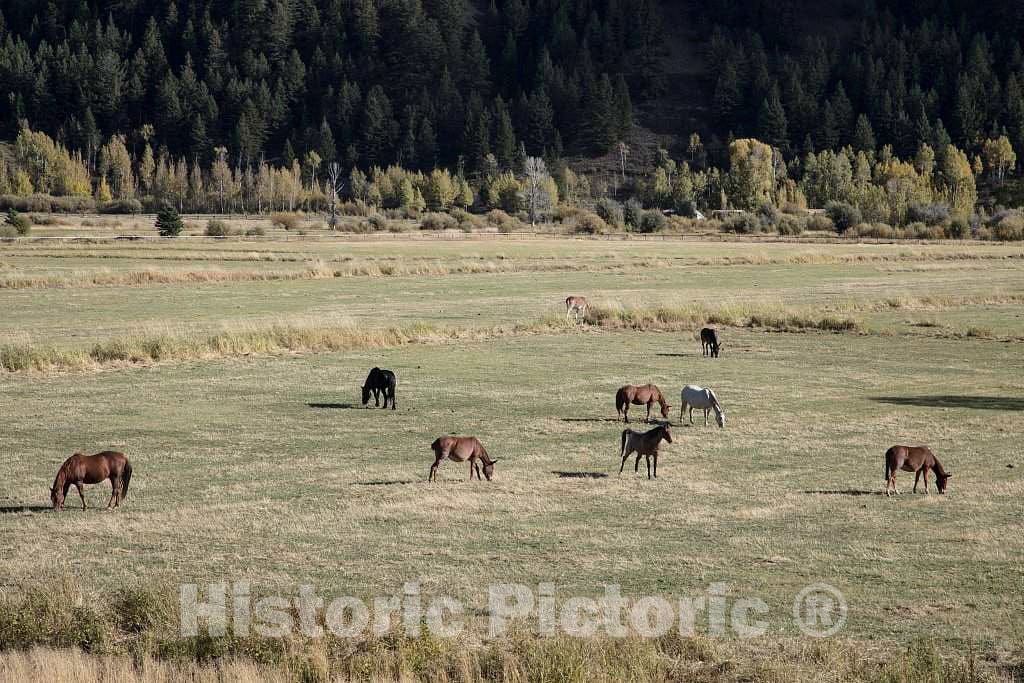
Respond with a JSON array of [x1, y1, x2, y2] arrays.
[[0, 317, 566, 374], [3, 244, 1024, 290], [8, 294, 1022, 374], [0, 299, 867, 375], [584, 300, 865, 333]]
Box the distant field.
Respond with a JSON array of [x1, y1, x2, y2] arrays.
[[1, 233, 1022, 680]]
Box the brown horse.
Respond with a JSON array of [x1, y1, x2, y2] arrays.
[[619, 425, 673, 479], [50, 451, 132, 511], [429, 436, 499, 482], [885, 445, 951, 496], [615, 384, 671, 423]]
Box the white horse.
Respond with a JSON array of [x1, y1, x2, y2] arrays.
[[565, 296, 589, 323], [679, 385, 725, 428]]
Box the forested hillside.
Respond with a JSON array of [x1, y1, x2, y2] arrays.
[[0, 0, 655, 172], [2, 1, 1023, 167], [1, 0, 1024, 237]]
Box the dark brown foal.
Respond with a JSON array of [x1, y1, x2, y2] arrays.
[[885, 445, 951, 496], [619, 425, 673, 479]]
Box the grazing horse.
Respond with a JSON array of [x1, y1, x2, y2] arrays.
[[885, 445, 951, 496], [429, 436, 499, 481], [50, 451, 132, 511], [615, 384, 671, 423], [619, 425, 673, 479], [362, 367, 397, 410], [700, 328, 721, 358], [679, 385, 725, 428], [566, 296, 589, 323]]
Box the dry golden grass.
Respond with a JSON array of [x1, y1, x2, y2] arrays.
[[2, 234, 1022, 681]]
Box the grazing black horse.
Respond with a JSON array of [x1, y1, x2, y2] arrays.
[[700, 328, 721, 358], [362, 367, 397, 410]]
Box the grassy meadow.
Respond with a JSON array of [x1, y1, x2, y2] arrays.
[[1, 225, 1023, 681]]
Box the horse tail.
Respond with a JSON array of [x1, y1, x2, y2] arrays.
[[620, 430, 629, 458], [884, 447, 893, 482], [121, 460, 132, 500]]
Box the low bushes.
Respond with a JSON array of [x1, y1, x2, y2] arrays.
[[451, 208, 485, 231], [805, 213, 834, 232], [270, 212, 303, 230], [4, 209, 31, 236], [637, 210, 667, 233], [97, 199, 143, 214], [419, 212, 458, 231], [204, 219, 237, 237], [571, 211, 610, 234], [486, 209, 522, 233], [776, 215, 804, 235], [595, 198, 624, 230], [0, 193, 96, 213], [986, 210, 1024, 241], [622, 198, 643, 230], [721, 212, 762, 234], [825, 201, 863, 234]]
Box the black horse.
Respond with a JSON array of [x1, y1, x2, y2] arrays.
[[700, 328, 721, 358], [362, 367, 397, 409]]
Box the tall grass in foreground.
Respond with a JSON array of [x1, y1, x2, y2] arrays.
[[0, 579, 1012, 682]]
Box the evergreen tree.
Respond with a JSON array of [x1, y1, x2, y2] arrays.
[[612, 74, 633, 139], [317, 118, 337, 164], [853, 114, 876, 152], [417, 117, 437, 169], [362, 85, 397, 167], [713, 60, 742, 128], [756, 85, 788, 150], [584, 74, 617, 152], [156, 202, 184, 237], [492, 97, 517, 169]]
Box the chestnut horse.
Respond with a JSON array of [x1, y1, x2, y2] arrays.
[[615, 384, 671, 423], [429, 436, 499, 481], [619, 424, 673, 479], [885, 445, 951, 496], [51, 451, 132, 511]]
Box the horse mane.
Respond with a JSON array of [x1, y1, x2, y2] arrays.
[[51, 458, 70, 492], [931, 454, 949, 477], [706, 388, 722, 410], [476, 440, 493, 464]]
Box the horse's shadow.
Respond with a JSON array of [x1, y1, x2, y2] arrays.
[[308, 402, 359, 409], [352, 480, 417, 486], [655, 353, 688, 358], [561, 417, 621, 423], [871, 395, 1024, 411], [552, 471, 608, 479], [0, 505, 51, 514], [801, 489, 886, 496]]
